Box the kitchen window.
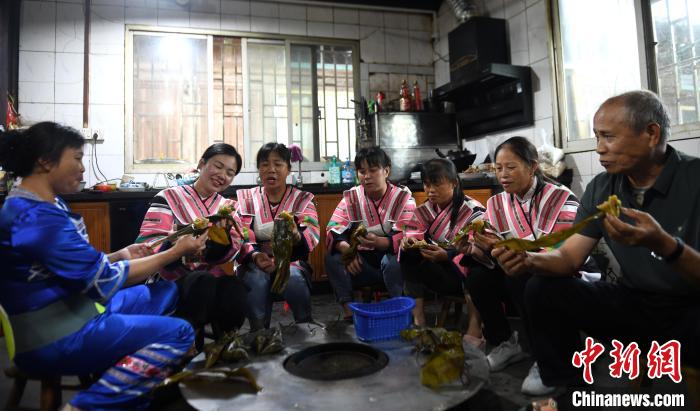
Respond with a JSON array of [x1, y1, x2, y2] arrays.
[[552, 0, 700, 151], [125, 29, 359, 173]]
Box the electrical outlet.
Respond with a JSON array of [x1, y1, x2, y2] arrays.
[[80, 127, 91, 139], [84, 128, 104, 144]]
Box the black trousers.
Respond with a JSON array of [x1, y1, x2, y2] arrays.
[[463, 264, 532, 347], [524, 275, 700, 386], [400, 249, 464, 298], [174, 271, 248, 336]]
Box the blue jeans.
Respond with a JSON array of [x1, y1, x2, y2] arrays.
[[240, 262, 312, 326], [325, 252, 403, 304]]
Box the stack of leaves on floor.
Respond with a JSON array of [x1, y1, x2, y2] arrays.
[[401, 328, 466, 389]]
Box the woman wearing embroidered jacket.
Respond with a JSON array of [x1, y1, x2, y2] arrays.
[[0, 123, 205, 410], [325, 147, 415, 319], [230, 143, 320, 330], [400, 158, 486, 329], [461, 136, 597, 396], [137, 143, 248, 340]]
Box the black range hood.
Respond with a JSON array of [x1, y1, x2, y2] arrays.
[[433, 63, 533, 139], [432, 17, 534, 139]]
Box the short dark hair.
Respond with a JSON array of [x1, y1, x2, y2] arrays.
[[256, 142, 291, 169], [603, 90, 671, 143], [0, 122, 85, 177], [200, 143, 242, 175], [354, 146, 391, 169]]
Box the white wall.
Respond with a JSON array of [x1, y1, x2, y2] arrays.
[[434, 0, 558, 183], [437, 0, 700, 198], [17, 0, 435, 187]]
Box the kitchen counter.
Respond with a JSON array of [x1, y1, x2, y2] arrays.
[[40, 175, 500, 202]]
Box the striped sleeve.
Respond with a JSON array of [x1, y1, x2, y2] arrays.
[[136, 194, 174, 251], [552, 192, 580, 233], [389, 195, 417, 254], [298, 195, 320, 253], [326, 197, 352, 252]]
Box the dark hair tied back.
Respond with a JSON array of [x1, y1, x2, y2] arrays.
[[421, 158, 463, 228], [0, 122, 85, 177], [201, 143, 242, 175]]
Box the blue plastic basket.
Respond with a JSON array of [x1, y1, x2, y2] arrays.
[[348, 297, 415, 342]]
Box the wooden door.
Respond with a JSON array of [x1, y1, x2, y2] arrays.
[[308, 193, 342, 282], [68, 202, 111, 252]]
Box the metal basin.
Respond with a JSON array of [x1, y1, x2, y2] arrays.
[[283, 342, 389, 381]]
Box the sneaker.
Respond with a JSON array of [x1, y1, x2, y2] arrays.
[[521, 362, 557, 396], [487, 331, 524, 371]]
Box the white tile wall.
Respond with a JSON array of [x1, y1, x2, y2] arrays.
[[54, 103, 83, 130], [56, 2, 84, 53], [91, 5, 125, 56], [55, 52, 83, 104], [221, 0, 250, 16], [250, 16, 280, 33], [221, 14, 250, 31], [251, 2, 278, 18], [190, 12, 220, 29], [526, 0, 548, 63], [333, 8, 358, 25], [17, 0, 436, 184], [280, 4, 306, 21], [21, 2, 56, 52], [508, 11, 528, 66], [279, 19, 306, 36]]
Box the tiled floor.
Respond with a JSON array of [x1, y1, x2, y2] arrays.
[[1, 292, 695, 410]]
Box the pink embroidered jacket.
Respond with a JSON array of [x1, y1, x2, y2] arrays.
[[402, 195, 486, 276], [136, 184, 237, 280], [486, 179, 579, 244], [229, 186, 320, 269], [326, 184, 415, 255]]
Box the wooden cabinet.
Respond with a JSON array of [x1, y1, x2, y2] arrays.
[[68, 202, 111, 252], [412, 188, 493, 207], [308, 193, 341, 282]]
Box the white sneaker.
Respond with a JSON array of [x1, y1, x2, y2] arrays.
[[521, 362, 556, 396], [487, 331, 524, 371]]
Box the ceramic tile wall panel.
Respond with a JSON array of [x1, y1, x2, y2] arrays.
[[221, 14, 251, 31], [56, 2, 84, 53], [526, 1, 548, 63], [55, 52, 83, 104], [157, 9, 189, 27], [333, 8, 358, 24], [125, 7, 158, 25], [190, 0, 220, 14], [89, 104, 125, 157], [251, 2, 278, 18], [307, 21, 333, 37], [307, 6, 332, 22], [279, 19, 306, 36], [334, 23, 359, 40], [91, 5, 125, 56], [221, 0, 250, 15], [280, 4, 306, 20], [20, 1, 56, 52], [531, 58, 552, 120], [54, 103, 83, 129], [190, 12, 220, 29]]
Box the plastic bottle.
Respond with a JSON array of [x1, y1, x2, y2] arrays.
[[341, 158, 355, 185], [329, 156, 341, 185]]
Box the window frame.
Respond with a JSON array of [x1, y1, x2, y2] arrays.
[[124, 25, 360, 173], [551, 0, 700, 153]]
